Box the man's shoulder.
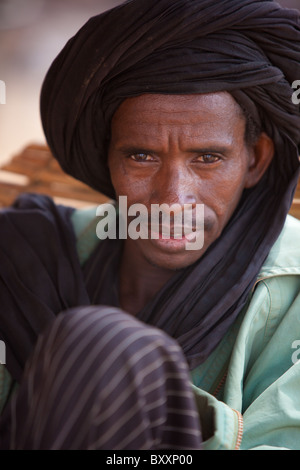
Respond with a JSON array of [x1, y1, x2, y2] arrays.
[[259, 215, 300, 278], [71, 206, 100, 266]]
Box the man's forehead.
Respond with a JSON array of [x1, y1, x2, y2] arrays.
[[110, 92, 244, 145], [113, 92, 241, 118]]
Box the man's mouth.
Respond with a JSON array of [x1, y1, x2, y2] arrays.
[[150, 224, 198, 240]]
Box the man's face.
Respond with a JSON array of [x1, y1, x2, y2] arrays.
[[108, 92, 258, 270]]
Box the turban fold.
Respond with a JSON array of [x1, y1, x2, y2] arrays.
[[42, 0, 300, 369], [1, 0, 300, 380]]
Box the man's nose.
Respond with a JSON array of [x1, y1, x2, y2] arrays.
[[150, 163, 197, 209]]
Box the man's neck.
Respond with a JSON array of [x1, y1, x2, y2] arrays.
[[118, 240, 177, 316]]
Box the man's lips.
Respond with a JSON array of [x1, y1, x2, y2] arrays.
[[126, 208, 207, 242], [148, 224, 199, 239]]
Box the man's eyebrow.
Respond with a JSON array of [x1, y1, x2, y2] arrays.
[[115, 145, 158, 154], [116, 144, 233, 154], [185, 145, 233, 154]]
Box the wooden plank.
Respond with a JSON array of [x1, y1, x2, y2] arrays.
[[0, 144, 108, 209], [290, 199, 300, 219]]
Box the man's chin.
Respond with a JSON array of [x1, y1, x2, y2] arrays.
[[142, 241, 207, 271]]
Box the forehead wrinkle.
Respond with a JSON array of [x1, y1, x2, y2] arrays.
[[111, 92, 246, 152], [114, 91, 239, 123], [115, 126, 237, 156]]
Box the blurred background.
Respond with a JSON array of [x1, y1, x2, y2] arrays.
[[0, 0, 300, 166], [0, 0, 123, 167]]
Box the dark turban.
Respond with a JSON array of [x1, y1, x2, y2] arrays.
[[2, 0, 300, 381]]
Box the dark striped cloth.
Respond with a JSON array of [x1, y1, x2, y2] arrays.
[[0, 307, 202, 450]]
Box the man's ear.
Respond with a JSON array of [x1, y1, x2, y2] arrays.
[[244, 132, 274, 188]]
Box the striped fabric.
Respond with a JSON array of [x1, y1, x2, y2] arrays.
[[0, 307, 202, 450]]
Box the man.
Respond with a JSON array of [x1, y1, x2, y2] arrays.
[[0, 0, 300, 450]]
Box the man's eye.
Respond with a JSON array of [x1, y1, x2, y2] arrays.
[[196, 154, 221, 164], [129, 153, 153, 162]]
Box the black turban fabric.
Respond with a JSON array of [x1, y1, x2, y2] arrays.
[[1, 0, 300, 381]]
